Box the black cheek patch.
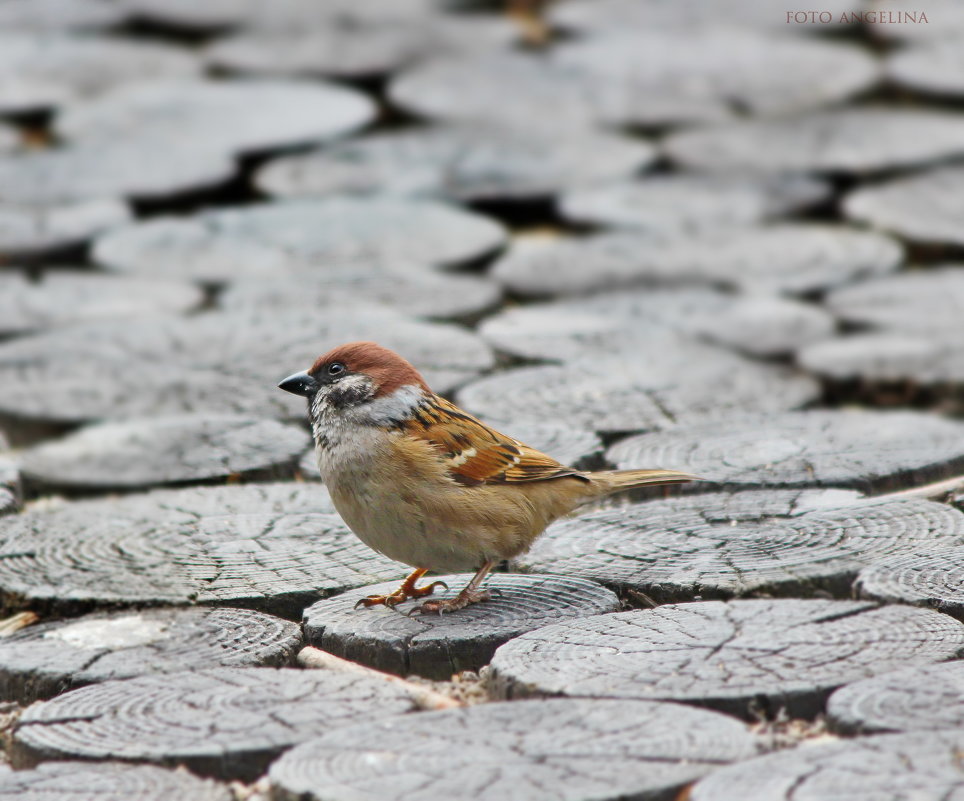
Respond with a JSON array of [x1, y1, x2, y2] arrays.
[[328, 382, 372, 409]]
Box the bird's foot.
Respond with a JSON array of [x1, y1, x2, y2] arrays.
[[354, 577, 448, 609], [409, 588, 492, 616]]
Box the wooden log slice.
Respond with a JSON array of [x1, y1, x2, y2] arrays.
[[456, 343, 819, 433], [205, 17, 517, 81], [0, 483, 405, 617], [606, 410, 964, 492], [0, 123, 19, 153], [826, 660, 964, 734], [93, 198, 507, 282], [0, 138, 237, 205], [0, 271, 201, 337], [553, 30, 879, 125], [888, 40, 964, 98], [487, 599, 964, 718], [0, 761, 231, 801], [0, 0, 127, 32], [0, 200, 131, 263], [56, 79, 375, 159], [823, 265, 964, 334], [664, 109, 964, 175], [0, 433, 20, 516], [514, 493, 964, 601], [689, 729, 964, 801], [855, 546, 964, 617], [12, 667, 419, 780], [220, 266, 502, 322], [19, 415, 310, 490], [303, 573, 620, 679], [0, 306, 494, 425], [0, 606, 302, 703], [0, 34, 200, 116], [558, 173, 829, 232], [844, 164, 964, 248], [479, 287, 835, 360], [797, 331, 964, 385], [269, 697, 756, 801], [254, 123, 653, 204], [489, 225, 902, 298]]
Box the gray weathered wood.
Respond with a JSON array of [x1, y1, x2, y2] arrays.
[[12, 667, 419, 780], [558, 173, 829, 233], [606, 410, 964, 492], [479, 288, 835, 360], [689, 729, 964, 801], [864, 0, 964, 43], [856, 546, 964, 617], [0, 200, 131, 262], [0, 0, 127, 32], [0, 761, 232, 801], [487, 599, 964, 718], [0, 483, 405, 617], [304, 573, 620, 679], [269, 697, 756, 801], [20, 414, 310, 490], [664, 109, 964, 175], [514, 493, 963, 601], [0, 432, 19, 516], [0, 306, 494, 425], [826, 660, 964, 734], [489, 225, 902, 298], [0, 272, 201, 337], [0, 607, 302, 703], [845, 164, 964, 247], [93, 198, 507, 282], [255, 123, 654, 204], [888, 39, 964, 98], [457, 341, 819, 433]]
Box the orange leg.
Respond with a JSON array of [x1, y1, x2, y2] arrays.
[[410, 561, 496, 616], [354, 568, 448, 610]]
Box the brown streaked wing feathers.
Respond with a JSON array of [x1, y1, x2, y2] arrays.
[[402, 395, 587, 486]]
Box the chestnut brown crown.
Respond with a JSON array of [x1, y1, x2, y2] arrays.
[[309, 341, 431, 398]]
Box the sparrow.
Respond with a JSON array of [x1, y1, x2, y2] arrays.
[[279, 341, 698, 614]]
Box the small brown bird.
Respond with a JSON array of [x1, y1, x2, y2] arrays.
[[279, 342, 698, 614]]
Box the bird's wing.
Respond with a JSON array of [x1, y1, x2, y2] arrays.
[[401, 395, 587, 486]]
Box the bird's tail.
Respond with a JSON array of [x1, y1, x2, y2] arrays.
[[589, 468, 701, 496]]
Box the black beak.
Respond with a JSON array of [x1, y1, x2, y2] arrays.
[[278, 370, 319, 397]]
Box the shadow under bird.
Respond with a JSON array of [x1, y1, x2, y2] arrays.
[[279, 341, 698, 614]]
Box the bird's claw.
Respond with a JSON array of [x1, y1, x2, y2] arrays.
[[354, 579, 449, 610], [407, 588, 492, 616]]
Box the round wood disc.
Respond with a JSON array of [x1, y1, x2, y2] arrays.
[[93, 198, 507, 282], [856, 546, 964, 616], [689, 729, 964, 801], [826, 660, 964, 734], [56, 79, 375, 159], [489, 225, 902, 298], [303, 573, 620, 679], [0, 606, 302, 703], [0, 761, 231, 801], [824, 265, 964, 334], [19, 414, 310, 490], [844, 164, 964, 247], [888, 40, 964, 98], [514, 493, 964, 601], [219, 266, 501, 322], [606, 410, 964, 492], [797, 331, 964, 385], [12, 667, 419, 780], [205, 17, 517, 81], [664, 109, 964, 175], [0, 483, 407, 617], [457, 342, 819, 433], [0, 306, 494, 425], [553, 30, 878, 126], [479, 287, 835, 360], [0, 137, 237, 205], [487, 599, 964, 718], [0, 434, 20, 516], [269, 697, 756, 801], [558, 173, 829, 232], [0, 200, 131, 262], [0, 272, 201, 337], [0, 34, 200, 116], [254, 123, 654, 205]]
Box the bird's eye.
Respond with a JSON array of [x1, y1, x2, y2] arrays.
[[327, 362, 346, 376]]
